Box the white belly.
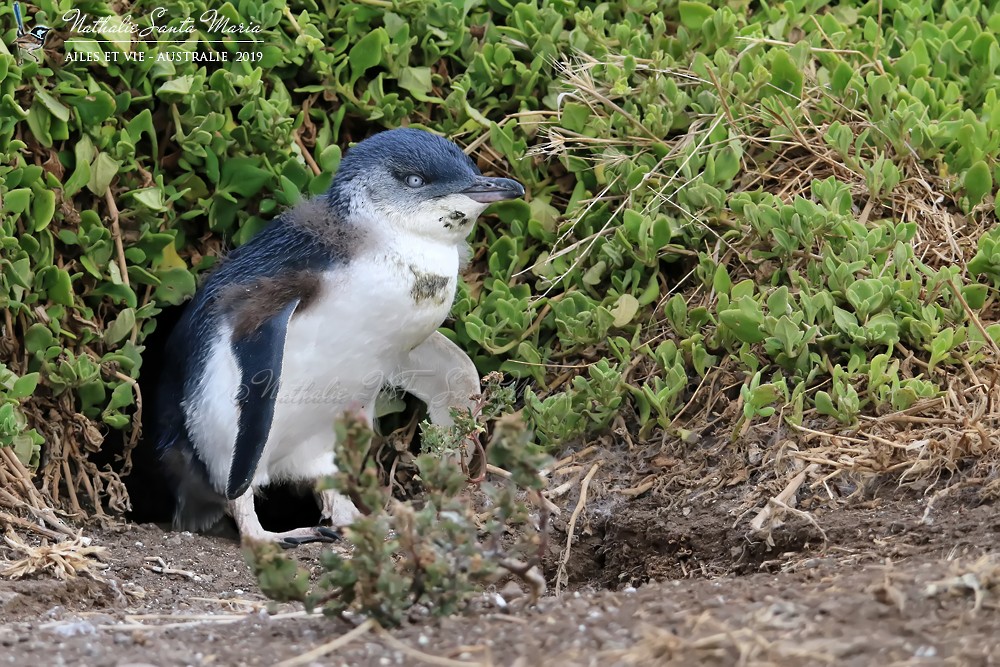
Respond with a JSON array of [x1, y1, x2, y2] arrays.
[[187, 244, 459, 491]]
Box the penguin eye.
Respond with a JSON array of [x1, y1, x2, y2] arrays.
[[404, 174, 426, 188]]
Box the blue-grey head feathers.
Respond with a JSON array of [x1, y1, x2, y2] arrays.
[[326, 128, 523, 216]]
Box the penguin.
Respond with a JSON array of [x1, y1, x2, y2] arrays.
[[154, 128, 525, 546]]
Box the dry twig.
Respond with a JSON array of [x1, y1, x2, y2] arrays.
[[556, 462, 600, 593], [276, 619, 376, 667]]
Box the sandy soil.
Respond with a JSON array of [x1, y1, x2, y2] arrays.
[[3, 486, 999, 666]]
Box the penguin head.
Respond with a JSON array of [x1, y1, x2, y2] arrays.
[[327, 128, 524, 240]]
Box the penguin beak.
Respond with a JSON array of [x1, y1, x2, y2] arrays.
[[460, 176, 525, 204]]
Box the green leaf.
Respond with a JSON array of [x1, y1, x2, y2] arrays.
[[34, 88, 70, 122], [678, 1, 714, 29], [105, 382, 134, 411], [349, 29, 388, 83], [129, 187, 167, 211], [769, 51, 803, 98], [157, 75, 195, 101], [87, 152, 122, 195], [64, 135, 94, 196], [560, 102, 591, 134], [814, 391, 838, 417], [398, 67, 440, 102], [154, 268, 196, 306], [91, 282, 138, 308], [10, 373, 40, 399], [1, 188, 31, 215], [103, 413, 130, 429], [962, 284, 988, 310], [713, 264, 732, 296], [965, 161, 993, 206], [31, 188, 56, 231], [126, 109, 157, 156], [12, 432, 42, 469], [719, 298, 766, 344], [319, 145, 341, 173], [68, 90, 116, 125], [610, 294, 640, 327], [221, 158, 272, 198], [24, 324, 54, 355], [48, 269, 75, 307], [104, 308, 136, 346]]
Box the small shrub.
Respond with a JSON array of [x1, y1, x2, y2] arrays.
[[245, 373, 549, 627]]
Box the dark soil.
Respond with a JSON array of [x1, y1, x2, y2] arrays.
[[3, 483, 1000, 666]]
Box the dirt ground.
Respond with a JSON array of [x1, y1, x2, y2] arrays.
[[3, 475, 1000, 667]]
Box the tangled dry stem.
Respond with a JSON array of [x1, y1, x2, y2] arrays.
[[1, 529, 107, 580]]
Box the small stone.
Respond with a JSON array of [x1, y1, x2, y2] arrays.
[[500, 581, 524, 601], [47, 620, 95, 638]]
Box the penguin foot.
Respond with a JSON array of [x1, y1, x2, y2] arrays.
[[230, 493, 343, 547], [278, 526, 342, 549]]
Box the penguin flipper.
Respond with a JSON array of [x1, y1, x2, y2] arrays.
[[226, 298, 300, 499]]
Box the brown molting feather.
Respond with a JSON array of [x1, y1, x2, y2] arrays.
[[409, 267, 451, 304], [287, 197, 368, 256], [219, 271, 323, 339], [209, 196, 370, 339]]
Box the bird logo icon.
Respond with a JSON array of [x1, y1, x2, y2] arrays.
[[12, 2, 51, 65]]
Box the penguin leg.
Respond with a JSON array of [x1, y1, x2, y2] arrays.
[[393, 331, 482, 473], [229, 491, 340, 548], [319, 488, 362, 526]]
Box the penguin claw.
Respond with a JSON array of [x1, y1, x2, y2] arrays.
[[277, 526, 342, 549]]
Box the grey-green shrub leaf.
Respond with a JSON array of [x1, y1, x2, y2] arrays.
[[10, 373, 40, 400], [965, 160, 993, 206], [87, 153, 122, 196], [104, 308, 136, 346]]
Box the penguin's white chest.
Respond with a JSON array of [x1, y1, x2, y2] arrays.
[[277, 249, 458, 411], [252, 243, 459, 486]]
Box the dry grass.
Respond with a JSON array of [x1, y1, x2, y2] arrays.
[[925, 553, 1000, 612], [29, 391, 133, 518], [610, 614, 864, 666], [0, 445, 81, 542], [1, 530, 107, 580]]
